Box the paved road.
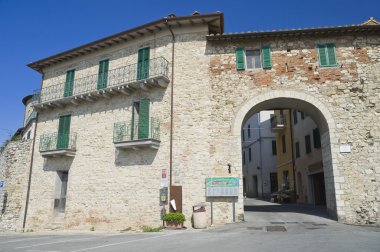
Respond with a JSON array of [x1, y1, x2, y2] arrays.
[[0, 199, 379, 252]]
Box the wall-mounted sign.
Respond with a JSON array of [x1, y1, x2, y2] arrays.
[[160, 169, 168, 187], [340, 145, 351, 153], [160, 187, 168, 205], [206, 177, 239, 197]]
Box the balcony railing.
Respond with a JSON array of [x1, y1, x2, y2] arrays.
[[113, 117, 160, 149], [32, 57, 169, 109], [271, 115, 287, 130], [39, 132, 77, 157]]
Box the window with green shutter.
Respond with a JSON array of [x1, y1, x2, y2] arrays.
[[317, 44, 337, 67], [236, 46, 272, 70], [64, 70, 75, 97], [137, 47, 150, 80], [57, 115, 71, 149], [235, 48, 245, 70], [261, 46, 272, 69], [97, 59, 109, 89]]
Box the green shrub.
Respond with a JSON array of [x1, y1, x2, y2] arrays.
[[162, 212, 186, 224], [142, 226, 163, 232]]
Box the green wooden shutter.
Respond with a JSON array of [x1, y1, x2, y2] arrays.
[[137, 47, 150, 80], [318, 44, 337, 67], [64, 70, 75, 97], [138, 99, 150, 139], [326, 44, 337, 66], [261, 46, 272, 69], [235, 48, 245, 70], [97, 59, 109, 89], [317, 45, 328, 67], [57, 115, 71, 149]]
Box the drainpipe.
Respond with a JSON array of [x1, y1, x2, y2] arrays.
[[288, 109, 297, 200], [22, 72, 43, 232], [165, 19, 175, 187], [258, 113, 264, 198]]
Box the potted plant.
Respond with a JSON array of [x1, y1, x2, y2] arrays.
[[163, 212, 186, 229]]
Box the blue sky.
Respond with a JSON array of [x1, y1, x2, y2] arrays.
[[0, 0, 379, 145]]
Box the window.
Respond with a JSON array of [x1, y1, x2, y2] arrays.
[[248, 124, 251, 138], [300, 112, 305, 120], [295, 141, 300, 158], [305, 134, 312, 154], [137, 47, 150, 80], [282, 135, 286, 153], [246, 49, 261, 69], [313, 128, 321, 148], [64, 69, 75, 97], [272, 140, 277, 155], [131, 99, 150, 140], [249, 147, 252, 162], [97, 59, 109, 89], [293, 110, 298, 124], [317, 43, 337, 67], [243, 151, 246, 165], [235, 46, 272, 70], [27, 131, 31, 140]]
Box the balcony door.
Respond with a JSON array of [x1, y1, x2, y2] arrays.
[[131, 99, 150, 140], [97, 59, 109, 89], [137, 47, 150, 80], [64, 70, 75, 97], [57, 115, 71, 149]]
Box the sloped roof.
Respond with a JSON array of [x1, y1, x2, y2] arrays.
[[207, 18, 380, 41], [28, 12, 224, 72]]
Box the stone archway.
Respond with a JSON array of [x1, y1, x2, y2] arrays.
[[232, 90, 342, 220]]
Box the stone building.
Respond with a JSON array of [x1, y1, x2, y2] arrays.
[[10, 12, 379, 231], [242, 111, 277, 199], [291, 110, 325, 206], [21, 95, 37, 140]]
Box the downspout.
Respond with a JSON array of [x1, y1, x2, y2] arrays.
[[288, 109, 297, 200], [165, 19, 175, 187], [22, 72, 43, 232]]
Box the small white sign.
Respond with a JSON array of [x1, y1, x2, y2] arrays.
[[340, 145, 351, 153]]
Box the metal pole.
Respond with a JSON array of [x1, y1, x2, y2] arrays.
[[232, 197, 236, 222], [211, 199, 213, 225]]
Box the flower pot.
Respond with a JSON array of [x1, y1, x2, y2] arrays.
[[165, 221, 183, 229]]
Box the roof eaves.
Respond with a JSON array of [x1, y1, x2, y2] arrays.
[[28, 12, 223, 73]]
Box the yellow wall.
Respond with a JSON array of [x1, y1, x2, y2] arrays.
[[274, 109, 295, 190]]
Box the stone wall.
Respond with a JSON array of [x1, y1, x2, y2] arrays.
[[206, 34, 380, 225], [0, 140, 32, 231], [25, 24, 380, 231]]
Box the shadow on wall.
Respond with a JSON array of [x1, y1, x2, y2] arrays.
[[43, 157, 74, 171], [114, 148, 158, 167]]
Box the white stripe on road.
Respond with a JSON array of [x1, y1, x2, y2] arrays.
[[0, 236, 51, 244], [69, 232, 181, 252], [14, 237, 96, 249]]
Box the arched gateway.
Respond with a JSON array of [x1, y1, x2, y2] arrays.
[[233, 90, 341, 220]]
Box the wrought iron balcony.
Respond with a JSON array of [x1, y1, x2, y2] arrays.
[[32, 57, 169, 110], [113, 117, 160, 149], [271, 115, 287, 130], [39, 132, 77, 157]]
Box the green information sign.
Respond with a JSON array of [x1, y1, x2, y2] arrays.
[[205, 177, 239, 197]]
